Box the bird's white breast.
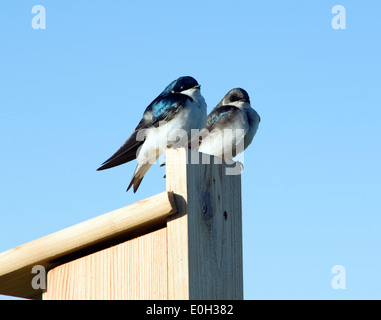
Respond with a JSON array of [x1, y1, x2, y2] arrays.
[[179, 88, 207, 132], [139, 88, 207, 159], [199, 102, 260, 159]]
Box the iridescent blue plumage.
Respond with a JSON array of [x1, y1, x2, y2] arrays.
[[149, 94, 191, 119]]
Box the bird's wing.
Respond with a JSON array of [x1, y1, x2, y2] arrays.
[[204, 105, 240, 132], [190, 105, 239, 149], [97, 93, 192, 171], [146, 93, 192, 127], [96, 130, 142, 171]]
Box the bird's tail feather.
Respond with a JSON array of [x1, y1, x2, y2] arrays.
[[127, 175, 144, 193], [126, 163, 152, 193]]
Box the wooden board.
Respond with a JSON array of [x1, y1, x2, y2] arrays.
[[0, 192, 176, 299], [1, 149, 243, 300], [43, 227, 168, 300], [166, 148, 243, 300]]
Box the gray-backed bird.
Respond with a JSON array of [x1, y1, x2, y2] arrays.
[[198, 88, 260, 160]]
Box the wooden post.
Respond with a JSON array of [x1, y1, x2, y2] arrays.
[[0, 149, 243, 300], [166, 148, 243, 299]]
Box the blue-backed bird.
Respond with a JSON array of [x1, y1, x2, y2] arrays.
[[97, 76, 207, 192]]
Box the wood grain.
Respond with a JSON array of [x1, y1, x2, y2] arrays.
[[166, 148, 243, 300], [43, 227, 167, 300], [1, 149, 243, 300], [0, 192, 176, 299]]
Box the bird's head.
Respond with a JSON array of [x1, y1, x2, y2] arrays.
[[164, 76, 201, 94], [221, 88, 251, 106]]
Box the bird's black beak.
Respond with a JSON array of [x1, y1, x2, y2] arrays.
[[194, 84, 201, 89]]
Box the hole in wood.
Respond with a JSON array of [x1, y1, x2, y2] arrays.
[[201, 191, 213, 221]]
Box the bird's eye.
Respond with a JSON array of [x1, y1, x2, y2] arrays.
[[230, 95, 238, 102]]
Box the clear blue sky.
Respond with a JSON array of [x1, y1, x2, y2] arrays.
[[1, 0, 380, 299]]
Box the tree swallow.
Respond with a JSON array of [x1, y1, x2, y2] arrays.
[[197, 88, 260, 160], [97, 76, 207, 192]]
